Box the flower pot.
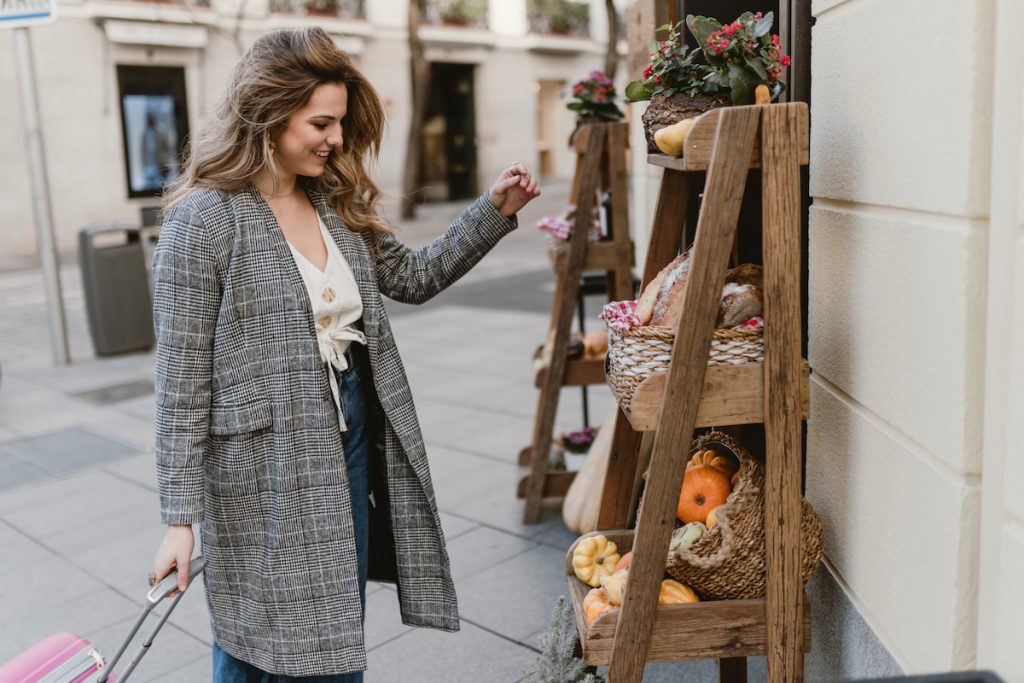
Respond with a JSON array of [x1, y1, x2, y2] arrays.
[[641, 91, 730, 153]]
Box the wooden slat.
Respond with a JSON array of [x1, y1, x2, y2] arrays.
[[597, 169, 690, 532], [606, 122, 635, 302], [534, 357, 606, 388], [607, 106, 762, 683], [516, 469, 575, 499], [644, 105, 810, 173], [523, 125, 607, 524], [761, 104, 807, 683], [565, 572, 812, 667], [547, 240, 635, 273], [623, 360, 811, 432]]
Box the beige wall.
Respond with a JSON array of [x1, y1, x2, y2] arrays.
[[1, 0, 622, 260], [977, 0, 1024, 680], [808, 0, 999, 674]]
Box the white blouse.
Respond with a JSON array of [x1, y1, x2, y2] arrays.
[[286, 214, 366, 431]]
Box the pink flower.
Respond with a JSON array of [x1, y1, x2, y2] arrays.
[[780, 54, 791, 67], [722, 21, 740, 36], [594, 91, 607, 102], [642, 64, 653, 79], [572, 83, 586, 96], [772, 34, 780, 47], [754, 11, 763, 20]]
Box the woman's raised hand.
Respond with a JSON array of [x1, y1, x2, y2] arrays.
[[488, 163, 541, 217]]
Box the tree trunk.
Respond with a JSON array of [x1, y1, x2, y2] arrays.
[[604, 0, 618, 80], [401, 0, 430, 218]]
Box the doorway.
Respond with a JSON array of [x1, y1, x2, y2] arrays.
[[418, 62, 479, 201], [536, 80, 567, 178]]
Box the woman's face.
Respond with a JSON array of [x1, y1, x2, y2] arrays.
[[273, 82, 348, 179]]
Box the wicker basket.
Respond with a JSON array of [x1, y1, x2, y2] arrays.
[[665, 432, 823, 600], [605, 324, 763, 412]]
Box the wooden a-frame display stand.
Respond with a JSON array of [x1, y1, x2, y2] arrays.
[[564, 103, 811, 681], [518, 121, 634, 524]]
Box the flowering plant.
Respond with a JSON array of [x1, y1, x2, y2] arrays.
[[559, 427, 598, 454], [566, 70, 624, 122], [687, 11, 790, 104], [625, 11, 791, 106], [624, 21, 712, 102]]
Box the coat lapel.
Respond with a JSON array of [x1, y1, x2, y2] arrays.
[[306, 187, 380, 341]]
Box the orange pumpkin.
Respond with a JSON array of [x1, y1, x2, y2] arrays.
[[688, 449, 739, 476], [677, 465, 732, 524], [613, 551, 633, 573], [658, 579, 699, 604], [583, 587, 616, 625]]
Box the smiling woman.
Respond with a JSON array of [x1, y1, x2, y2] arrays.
[[151, 26, 539, 683]]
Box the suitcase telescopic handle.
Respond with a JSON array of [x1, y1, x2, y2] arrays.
[[95, 556, 207, 683]]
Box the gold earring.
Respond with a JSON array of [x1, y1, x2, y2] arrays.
[[269, 141, 277, 152]]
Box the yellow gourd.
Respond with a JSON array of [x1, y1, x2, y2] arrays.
[[599, 568, 629, 606], [658, 579, 700, 604], [754, 83, 771, 106], [572, 535, 621, 588], [654, 118, 696, 157], [562, 414, 616, 533]]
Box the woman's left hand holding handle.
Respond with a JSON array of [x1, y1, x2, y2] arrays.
[[489, 163, 541, 217]]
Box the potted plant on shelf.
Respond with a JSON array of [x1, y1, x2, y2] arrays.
[[566, 69, 624, 144], [437, 0, 487, 27], [625, 11, 790, 152]]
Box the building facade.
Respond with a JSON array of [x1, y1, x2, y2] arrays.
[[1, 0, 626, 259]]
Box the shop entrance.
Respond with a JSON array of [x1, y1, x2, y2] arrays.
[[419, 62, 479, 202]]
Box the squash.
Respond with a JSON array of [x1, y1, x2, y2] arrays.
[[613, 551, 633, 573], [599, 568, 629, 606], [654, 118, 696, 157], [659, 579, 700, 604], [562, 413, 616, 533], [583, 588, 616, 625], [688, 449, 739, 476], [676, 465, 732, 524], [705, 506, 722, 528], [754, 83, 771, 106], [572, 535, 621, 587], [668, 522, 707, 559]]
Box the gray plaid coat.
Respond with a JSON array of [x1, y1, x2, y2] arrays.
[[152, 181, 517, 676]]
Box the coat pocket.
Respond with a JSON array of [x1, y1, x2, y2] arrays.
[[208, 399, 273, 436]]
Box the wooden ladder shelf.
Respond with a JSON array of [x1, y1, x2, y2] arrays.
[[563, 102, 812, 682], [518, 121, 635, 524]]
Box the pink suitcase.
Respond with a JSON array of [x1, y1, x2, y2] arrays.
[[0, 557, 206, 683]]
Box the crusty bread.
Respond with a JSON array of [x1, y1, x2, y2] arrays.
[[635, 254, 676, 324], [649, 251, 692, 328], [718, 282, 763, 328], [725, 263, 763, 287]]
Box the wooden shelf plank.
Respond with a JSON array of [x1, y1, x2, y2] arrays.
[[516, 468, 575, 499], [646, 103, 809, 172], [564, 529, 812, 666], [535, 356, 606, 388], [548, 240, 635, 273], [619, 360, 810, 432]]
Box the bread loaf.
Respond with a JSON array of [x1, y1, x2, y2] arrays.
[[718, 283, 763, 328], [635, 256, 674, 325], [649, 251, 692, 328], [725, 263, 762, 287]]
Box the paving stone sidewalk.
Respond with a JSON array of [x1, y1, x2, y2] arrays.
[[0, 182, 754, 682]]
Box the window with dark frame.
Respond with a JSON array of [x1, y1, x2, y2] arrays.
[[115, 65, 190, 199]]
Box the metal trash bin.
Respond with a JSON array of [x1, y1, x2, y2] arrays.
[[78, 224, 154, 355]]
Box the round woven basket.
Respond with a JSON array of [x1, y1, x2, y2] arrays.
[[665, 432, 824, 600], [605, 324, 763, 411]]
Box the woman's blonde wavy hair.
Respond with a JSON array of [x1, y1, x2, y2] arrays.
[[163, 27, 390, 237]]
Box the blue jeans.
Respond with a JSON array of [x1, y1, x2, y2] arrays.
[[212, 345, 371, 683]]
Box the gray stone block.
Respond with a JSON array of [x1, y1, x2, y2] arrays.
[[367, 620, 537, 683], [446, 525, 538, 583], [454, 543, 567, 642], [363, 586, 412, 651]]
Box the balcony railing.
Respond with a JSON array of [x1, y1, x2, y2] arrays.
[[527, 0, 589, 38], [422, 0, 489, 30], [269, 0, 364, 19]]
